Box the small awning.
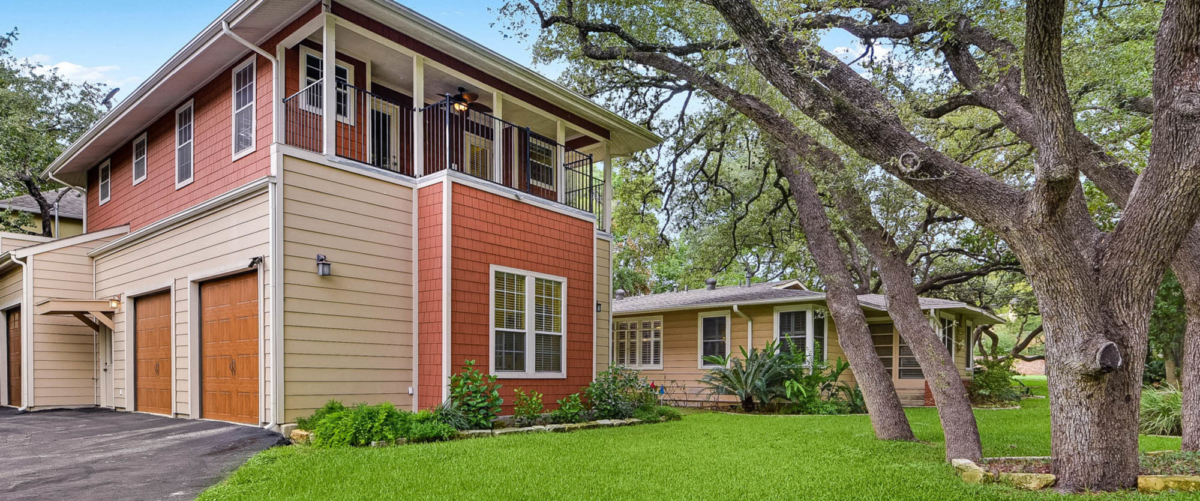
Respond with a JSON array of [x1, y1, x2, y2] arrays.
[[35, 299, 117, 330]]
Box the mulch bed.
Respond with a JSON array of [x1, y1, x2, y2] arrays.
[[982, 452, 1200, 476]]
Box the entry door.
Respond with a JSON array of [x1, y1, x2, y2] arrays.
[[135, 292, 172, 415], [7, 309, 20, 407], [370, 108, 392, 170], [200, 272, 259, 424]]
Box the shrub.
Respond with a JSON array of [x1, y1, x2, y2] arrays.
[[586, 365, 656, 419], [433, 399, 471, 431], [310, 402, 408, 447], [700, 341, 799, 412], [632, 407, 659, 422], [549, 393, 586, 424], [407, 419, 458, 443], [968, 357, 1021, 405], [449, 360, 503, 429], [295, 400, 346, 431], [513, 389, 545, 427], [655, 406, 682, 421], [1140, 385, 1183, 436]]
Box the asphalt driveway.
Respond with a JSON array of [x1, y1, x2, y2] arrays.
[[0, 407, 286, 500]]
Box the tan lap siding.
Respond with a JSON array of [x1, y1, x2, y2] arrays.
[[595, 237, 611, 375], [30, 237, 119, 407], [95, 191, 271, 417], [281, 157, 414, 422]]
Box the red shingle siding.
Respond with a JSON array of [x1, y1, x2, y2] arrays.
[[449, 183, 594, 412], [86, 54, 273, 232], [417, 182, 444, 408]]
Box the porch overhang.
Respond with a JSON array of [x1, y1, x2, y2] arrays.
[[35, 299, 117, 330]]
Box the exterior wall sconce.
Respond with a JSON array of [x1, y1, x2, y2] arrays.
[[108, 295, 121, 310], [596, 301, 602, 313], [316, 254, 332, 276]]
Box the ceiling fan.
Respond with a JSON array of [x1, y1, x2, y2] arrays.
[[451, 86, 491, 113]]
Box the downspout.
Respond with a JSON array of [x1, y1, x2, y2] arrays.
[[10, 254, 29, 412], [733, 305, 752, 350], [222, 20, 281, 432]]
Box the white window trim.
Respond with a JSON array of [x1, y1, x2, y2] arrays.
[[230, 57, 257, 161], [773, 304, 829, 364], [964, 320, 975, 375], [98, 159, 111, 206], [298, 46, 354, 125], [528, 140, 556, 191], [614, 315, 664, 371], [697, 310, 731, 369], [174, 100, 195, 190], [933, 311, 956, 359], [131, 133, 147, 186], [488, 264, 567, 379]]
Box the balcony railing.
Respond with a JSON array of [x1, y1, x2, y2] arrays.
[[285, 85, 600, 218]]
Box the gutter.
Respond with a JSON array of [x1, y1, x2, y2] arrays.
[[732, 304, 752, 350]]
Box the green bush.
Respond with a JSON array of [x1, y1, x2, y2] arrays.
[[968, 357, 1021, 405], [295, 400, 346, 431], [407, 413, 458, 443], [655, 406, 682, 421], [449, 360, 503, 429], [586, 365, 656, 419], [310, 402, 408, 447], [513, 388, 545, 427], [433, 399, 472, 431], [1140, 385, 1183, 436], [549, 393, 586, 424], [701, 341, 801, 412]]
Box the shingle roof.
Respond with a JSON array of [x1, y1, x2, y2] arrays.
[[613, 281, 999, 322], [0, 188, 84, 220]]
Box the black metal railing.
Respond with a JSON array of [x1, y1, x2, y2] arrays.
[[285, 90, 600, 217]]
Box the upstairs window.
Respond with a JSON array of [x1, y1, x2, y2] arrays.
[[698, 312, 729, 368], [491, 267, 566, 378], [132, 133, 147, 185], [528, 137, 555, 190], [615, 316, 662, 370], [98, 160, 111, 205], [299, 48, 353, 123], [232, 58, 256, 158], [175, 101, 194, 189]]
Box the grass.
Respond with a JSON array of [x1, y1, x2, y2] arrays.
[[200, 377, 1188, 500]]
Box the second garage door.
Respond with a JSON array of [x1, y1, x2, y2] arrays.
[[7, 309, 20, 407], [200, 272, 259, 424], [135, 292, 172, 415]]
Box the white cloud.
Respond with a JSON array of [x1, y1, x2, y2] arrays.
[[23, 54, 140, 90]]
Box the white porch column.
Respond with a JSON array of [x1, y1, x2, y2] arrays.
[[274, 44, 286, 147], [322, 15, 337, 158], [602, 141, 612, 232], [492, 92, 505, 184], [413, 55, 425, 176], [556, 120, 566, 203]]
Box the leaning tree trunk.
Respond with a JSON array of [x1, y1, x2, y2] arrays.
[[776, 150, 915, 442], [1181, 273, 1200, 450], [834, 187, 983, 461]]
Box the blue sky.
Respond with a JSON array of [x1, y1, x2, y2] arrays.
[[5, 0, 543, 100], [6, 1, 861, 101]]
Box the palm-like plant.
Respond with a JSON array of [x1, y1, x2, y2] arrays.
[[699, 341, 798, 412]]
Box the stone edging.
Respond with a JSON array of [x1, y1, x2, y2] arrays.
[[952, 457, 1200, 493], [288, 417, 663, 446]]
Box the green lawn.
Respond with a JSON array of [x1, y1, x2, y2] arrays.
[[200, 378, 1186, 500]]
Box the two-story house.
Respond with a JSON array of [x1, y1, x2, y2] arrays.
[[0, 0, 659, 428]]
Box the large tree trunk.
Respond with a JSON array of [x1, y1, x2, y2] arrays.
[[1183, 284, 1200, 450], [776, 150, 915, 442], [834, 187, 983, 461]]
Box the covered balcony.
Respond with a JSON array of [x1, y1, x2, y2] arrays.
[[276, 17, 610, 226]]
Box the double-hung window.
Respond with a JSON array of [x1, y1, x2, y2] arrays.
[[491, 266, 566, 378], [98, 160, 111, 205], [175, 101, 194, 188], [231, 58, 256, 159], [299, 48, 353, 124], [698, 311, 730, 368], [132, 133, 147, 185], [614, 316, 662, 370], [939, 315, 956, 358], [774, 305, 828, 364]]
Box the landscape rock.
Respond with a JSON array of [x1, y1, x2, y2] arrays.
[[596, 420, 615, 426], [626, 418, 642, 425], [545, 424, 566, 433], [1138, 475, 1200, 493], [370, 441, 388, 448], [998, 473, 1056, 490], [289, 429, 311, 444], [280, 423, 297, 437], [457, 430, 493, 440], [951, 459, 993, 485]]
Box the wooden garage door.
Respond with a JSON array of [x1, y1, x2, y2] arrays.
[[200, 272, 259, 424], [135, 292, 172, 415], [7, 309, 19, 407]]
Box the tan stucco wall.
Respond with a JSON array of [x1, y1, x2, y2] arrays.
[[281, 156, 415, 422], [615, 303, 973, 406], [94, 191, 271, 419], [29, 235, 119, 408], [595, 237, 611, 376]]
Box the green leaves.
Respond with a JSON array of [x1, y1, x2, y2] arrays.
[[449, 360, 504, 429]]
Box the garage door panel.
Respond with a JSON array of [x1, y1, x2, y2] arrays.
[[201, 272, 258, 424], [135, 292, 171, 416]]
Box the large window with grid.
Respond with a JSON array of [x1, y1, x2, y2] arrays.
[[614, 317, 663, 370], [175, 101, 193, 188], [231, 58, 256, 158], [491, 266, 567, 378], [299, 48, 353, 123], [774, 305, 828, 364]]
